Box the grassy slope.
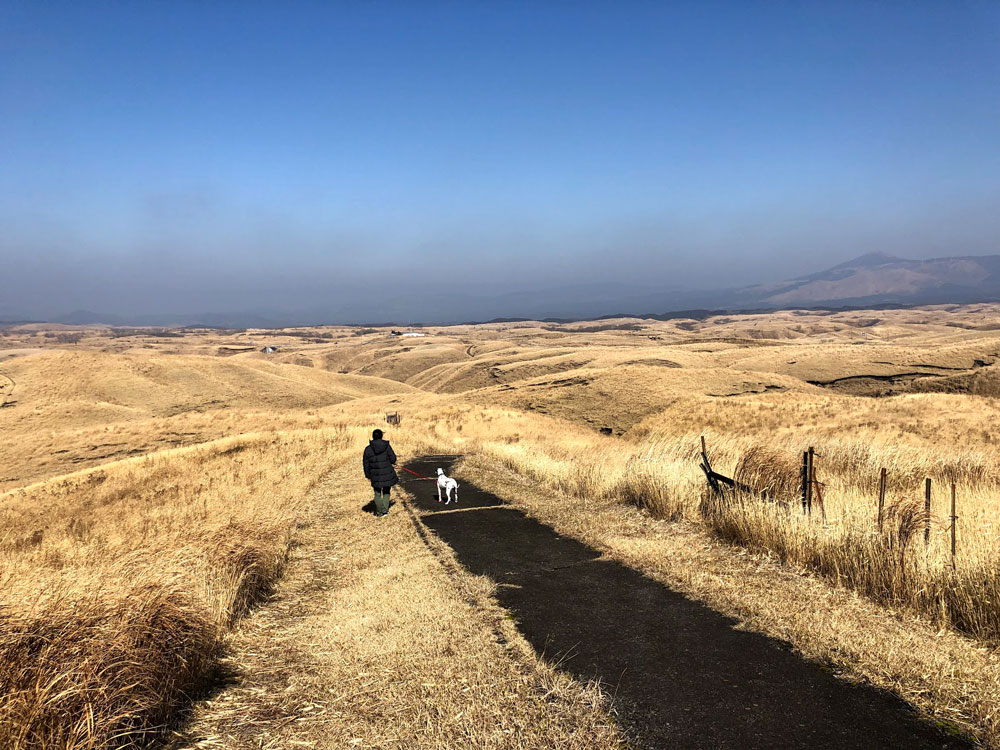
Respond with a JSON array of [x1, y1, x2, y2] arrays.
[[1, 429, 353, 748], [171, 464, 622, 749], [0, 350, 418, 489], [5, 306, 1000, 747]]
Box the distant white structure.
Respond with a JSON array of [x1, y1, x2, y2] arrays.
[[401, 332, 426, 338], [260, 345, 279, 353]]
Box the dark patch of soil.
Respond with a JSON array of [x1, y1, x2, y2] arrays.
[[842, 317, 881, 328], [709, 383, 788, 397], [620, 358, 682, 368], [543, 323, 645, 333], [810, 356, 999, 397], [403, 456, 971, 750], [807, 372, 938, 397], [522, 375, 594, 389]]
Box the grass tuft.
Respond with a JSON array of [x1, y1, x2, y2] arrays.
[[0, 583, 218, 749]]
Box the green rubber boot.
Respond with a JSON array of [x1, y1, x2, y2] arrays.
[[374, 490, 389, 516]]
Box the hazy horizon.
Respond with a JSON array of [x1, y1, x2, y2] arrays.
[[3, 2, 999, 322]]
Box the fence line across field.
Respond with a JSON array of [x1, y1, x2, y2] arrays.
[[698, 435, 959, 566]]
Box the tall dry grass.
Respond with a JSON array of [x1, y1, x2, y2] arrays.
[[0, 398, 474, 749], [0, 426, 363, 749], [0, 581, 217, 749], [6, 315, 1000, 745], [418, 403, 1000, 646], [700, 480, 1000, 643], [5, 377, 1000, 745]]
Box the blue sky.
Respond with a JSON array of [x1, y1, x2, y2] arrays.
[[2, 2, 999, 319]]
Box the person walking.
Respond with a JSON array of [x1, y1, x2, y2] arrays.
[[363, 429, 398, 517]]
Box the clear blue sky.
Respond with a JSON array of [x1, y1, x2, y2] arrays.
[[2, 2, 999, 319]]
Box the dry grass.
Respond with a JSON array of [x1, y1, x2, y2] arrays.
[[0, 429, 358, 748], [700, 483, 1000, 643], [0, 583, 217, 750], [171, 466, 623, 749], [611, 460, 688, 521], [0, 349, 415, 490], [6, 308, 1000, 746], [732, 445, 801, 501], [458, 454, 1000, 746]]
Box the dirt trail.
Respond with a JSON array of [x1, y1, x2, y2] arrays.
[[404, 455, 970, 750], [171, 461, 622, 749]]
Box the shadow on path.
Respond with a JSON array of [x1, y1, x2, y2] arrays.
[[402, 456, 968, 750]]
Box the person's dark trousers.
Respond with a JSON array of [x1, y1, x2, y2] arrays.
[[373, 487, 390, 516]]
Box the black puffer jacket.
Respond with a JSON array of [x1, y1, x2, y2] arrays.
[[363, 439, 398, 489]]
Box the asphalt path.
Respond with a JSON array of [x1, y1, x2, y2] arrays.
[[401, 455, 968, 750]]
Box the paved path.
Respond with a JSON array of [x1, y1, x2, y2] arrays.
[[403, 455, 968, 750]]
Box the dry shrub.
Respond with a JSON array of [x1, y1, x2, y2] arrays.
[[613, 463, 687, 521], [205, 521, 290, 625], [0, 583, 218, 749], [882, 497, 928, 554], [733, 445, 801, 501], [556, 462, 605, 500]]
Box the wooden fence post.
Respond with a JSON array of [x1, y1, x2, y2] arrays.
[[924, 478, 932, 546], [806, 447, 814, 516], [950, 483, 958, 571], [699, 436, 722, 497], [801, 452, 809, 514], [877, 468, 887, 531]]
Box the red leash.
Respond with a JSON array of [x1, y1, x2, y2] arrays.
[[399, 465, 435, 480]]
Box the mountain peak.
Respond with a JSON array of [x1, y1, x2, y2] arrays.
[[834, 252, 904, 270], [758, 252, 1000, 308]]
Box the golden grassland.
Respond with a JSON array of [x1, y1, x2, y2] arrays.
[[0, 349, 416, 489], [1, 429, 352, 747], [169, 463, 621, 749], [4, 304, 1000, 747]]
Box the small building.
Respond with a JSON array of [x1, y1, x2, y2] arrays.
[[401, 332, 426, 338], [260, 346, 279, 354]]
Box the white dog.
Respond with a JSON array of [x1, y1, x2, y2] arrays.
[[436, 468, 459, 505]]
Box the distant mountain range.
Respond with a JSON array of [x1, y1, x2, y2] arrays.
[[587, 252, 1000, 321], [6, 253, 999, 328], [722, 252, 1000, 310]]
